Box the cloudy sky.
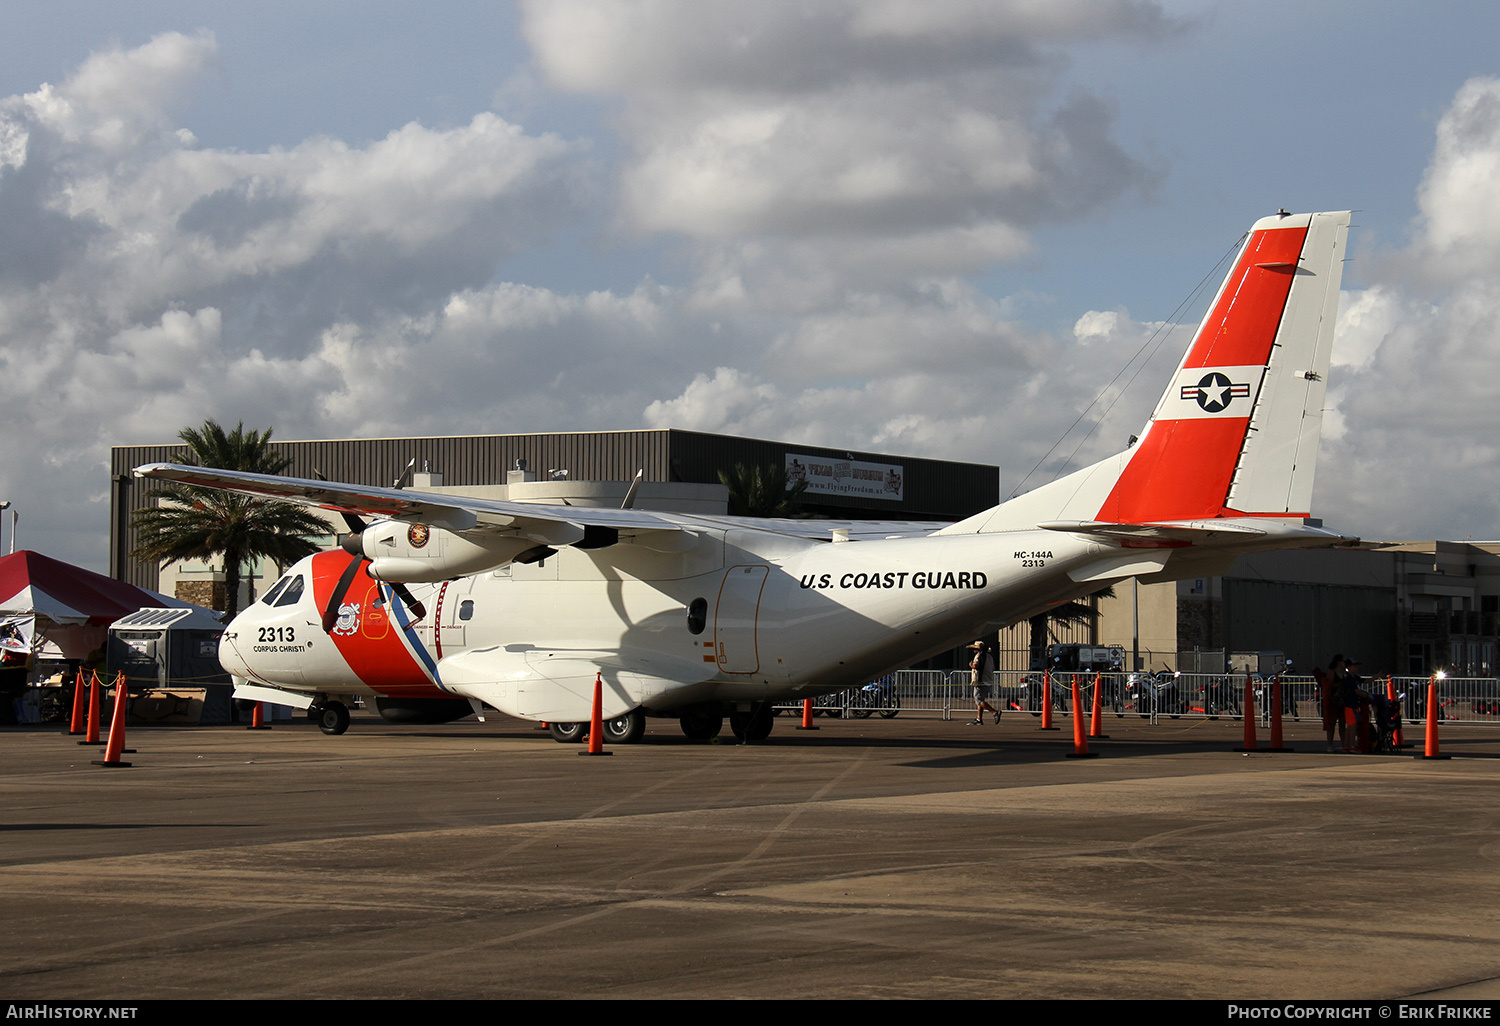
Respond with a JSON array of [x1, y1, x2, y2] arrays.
[[4, 1, 1500, 571]]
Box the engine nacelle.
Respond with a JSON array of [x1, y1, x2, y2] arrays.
[[354, 521, 542, 582]]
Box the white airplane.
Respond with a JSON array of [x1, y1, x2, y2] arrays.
[[136, 210, 1354, 744]]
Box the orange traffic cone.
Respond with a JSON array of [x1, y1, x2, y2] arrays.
[[79, 670, 103, 746], [1066, 673, 1097, 759], [67, 668, 87, 735], [1039, 671, 1058, 731], [581, 672, 612, 757], [92, 673, 132, 768], [1416, 674, 1449, 761], [1236, 671, 1259, 751], [797, 697, 818, 731], [1087, 672, 1108, 739], [1266, 674, 1291, 752]]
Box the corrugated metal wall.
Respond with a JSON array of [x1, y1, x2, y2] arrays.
[[112, 429, 1000, 587], [1221, 578, 1397, 677], [665, 430, 997, 519]]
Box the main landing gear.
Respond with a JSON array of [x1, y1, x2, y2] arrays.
[[677, 703, 774, 742], [545, 704, 777, 745], [678, 709, 724, 741], [728, 702, 774, 742], [547, 708, 646, 745], [312, 701, 350, 736]]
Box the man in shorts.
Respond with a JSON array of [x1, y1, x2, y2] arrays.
[[969, 640, 1002, 725]]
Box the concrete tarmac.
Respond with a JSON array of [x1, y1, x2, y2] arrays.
[[3, 710, 1499, 1000]]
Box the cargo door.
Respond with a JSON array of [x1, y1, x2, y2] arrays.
[[714, 565, 767, 674]]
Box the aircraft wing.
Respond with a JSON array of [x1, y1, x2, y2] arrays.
[[679, 516, 947, 541], [132, 463, 687, 537], [134, 463, 950, 541]]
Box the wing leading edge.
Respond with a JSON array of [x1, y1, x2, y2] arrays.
[[133, 462, 688, 538]]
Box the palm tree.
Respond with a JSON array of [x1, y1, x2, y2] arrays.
[[718, 463, 808, 518], [1028, 585, 1117, 670], [131, 420, 329, 619]]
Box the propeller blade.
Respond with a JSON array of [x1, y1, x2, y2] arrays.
[[390, 582, 426, 621], [321, 553, 365, 634]]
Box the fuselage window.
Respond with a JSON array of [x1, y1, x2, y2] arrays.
[[459, 600, 474, 621], [687, 597, 707, 635], [273, 576, 305, 607]]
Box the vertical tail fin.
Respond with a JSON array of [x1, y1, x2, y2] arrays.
[[942, 210, 1350, 535]]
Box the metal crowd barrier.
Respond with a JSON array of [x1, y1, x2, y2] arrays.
[[775, 671, 1500, 726]]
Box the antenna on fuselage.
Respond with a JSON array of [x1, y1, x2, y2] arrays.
[[392, 457, 416, 490], [621, 469, 643, 510]]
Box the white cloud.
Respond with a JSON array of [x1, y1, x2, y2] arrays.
[[24, 12, 1500, 575], [0, 32, 595, 566], [10, 31, 215, 157], [511, 2, 1170, 487], [1413, 76, 1500, 280], [524, 0, 1160, 306], [1309, 77, 1500, 541]]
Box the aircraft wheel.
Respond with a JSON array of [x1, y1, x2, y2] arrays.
[[548, 721, 587, 744], [602, 709, 646, 744], [729, 704, 774, 742], [318, 702, 350, 736], [679, 711, 723, 741]]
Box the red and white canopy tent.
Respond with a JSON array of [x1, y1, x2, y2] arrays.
[[0, 550, 203, 661]]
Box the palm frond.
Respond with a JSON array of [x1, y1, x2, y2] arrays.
[[718, 463, 808, 518], [130, 419, 325, 618]]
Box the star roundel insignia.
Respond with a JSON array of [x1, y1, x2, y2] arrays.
[[407, 523, 430, 548], [1193, 372, 1233, 412]]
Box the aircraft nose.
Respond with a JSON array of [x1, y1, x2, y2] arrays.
[[218, 610, 254, 677]]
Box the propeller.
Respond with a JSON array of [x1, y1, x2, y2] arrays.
[[319, 528, 429, 633], [311, 470, 427, 631]]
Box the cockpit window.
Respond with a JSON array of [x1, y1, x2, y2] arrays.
[[260, 575, 293, 606], [272, 576, 305, 607]]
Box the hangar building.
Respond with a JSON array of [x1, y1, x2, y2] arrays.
[[109, 427, 1000, 608], [110, 428, 1497, 680]]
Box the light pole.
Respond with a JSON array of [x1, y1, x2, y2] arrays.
[[0, 501, 9, 555]]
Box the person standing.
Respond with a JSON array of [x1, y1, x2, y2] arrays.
[[969, 640, 1002, 725]]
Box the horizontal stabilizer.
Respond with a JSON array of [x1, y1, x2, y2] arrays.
[[1039, 518, 1357, 548]]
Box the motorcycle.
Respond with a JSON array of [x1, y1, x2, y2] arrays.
[[1126, 669, 1184, 718], [848, 678, 901, 719]]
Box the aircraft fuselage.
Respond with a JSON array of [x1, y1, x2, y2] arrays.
[[220, 521, 1099, 722]]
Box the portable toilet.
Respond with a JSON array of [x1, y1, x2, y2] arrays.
[[107, 607, 231, 723]]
